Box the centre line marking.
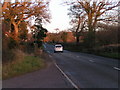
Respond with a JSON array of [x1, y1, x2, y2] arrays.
[[113, 67, 120, 71], [89, 60, 94, 62], [77, 56, 79, 58]]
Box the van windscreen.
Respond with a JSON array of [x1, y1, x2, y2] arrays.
[[55, 46, 61, 48]]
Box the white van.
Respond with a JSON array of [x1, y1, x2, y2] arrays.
[[54, 44, 63, 53]]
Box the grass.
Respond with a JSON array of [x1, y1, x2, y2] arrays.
[[96, 52, 120, 59], [66, 46, 120, 59], [3, 55, 45, 80], [63, 43, 120, 59]]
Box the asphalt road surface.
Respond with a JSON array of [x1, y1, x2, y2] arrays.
[[43, 43, 119, 88]]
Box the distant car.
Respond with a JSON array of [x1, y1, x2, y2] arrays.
[[54, 44, 63, 53]]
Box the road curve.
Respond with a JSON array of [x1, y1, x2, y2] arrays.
[[44, 43, 119, 88]]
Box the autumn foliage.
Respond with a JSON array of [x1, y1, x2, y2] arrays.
[[1, 0, 50, 62]]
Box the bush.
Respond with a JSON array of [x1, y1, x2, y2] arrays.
[[62, 42, 84, 52], [2, 49, 15, 63], [94, 44, 119, 53], [2, 37, 15, 63], [8, 37, 18, 49]]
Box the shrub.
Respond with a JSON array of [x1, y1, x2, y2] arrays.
[[8, 37, 18, 49], [94, 44, 119, 53], [2, 49, 15, 63]]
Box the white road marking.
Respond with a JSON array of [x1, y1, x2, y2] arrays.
[[77, 56, 79, 58], [43, 44, 46, 49], [47, 51, 50, 53], [54, 62, 80, 90], [89, 60, 94, 63], [113, 67, 120, 71], [49, 55, 52, 58]]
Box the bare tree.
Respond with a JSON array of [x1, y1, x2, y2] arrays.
[[68, 3, 86, 45], [78, 0, 119, 48], [68, 0, 119, 48]]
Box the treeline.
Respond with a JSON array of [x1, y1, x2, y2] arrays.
[[46, 24, 119, 47], [45, 31, 71, 43], [96, 24, 119, 46]]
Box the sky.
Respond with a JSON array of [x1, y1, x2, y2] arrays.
[[0, 0, 71, 33], [44, 0, 119, 33], [44, 0, 71, 33], [1, 0, 119, 33]]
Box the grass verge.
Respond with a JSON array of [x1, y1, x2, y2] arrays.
[[63, 44, 120, 59], [3, 55, 45, 80], [96, 52, 120, 59]]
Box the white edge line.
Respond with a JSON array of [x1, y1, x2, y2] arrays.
[[43, 44, 46, 49], [48, 52, 80, 89], [113, 67, 120, 71], [49, 55, 52, 58], [54, 62, 80, 90]]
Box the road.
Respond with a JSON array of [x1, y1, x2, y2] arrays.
[[43, 43, 119, 88]]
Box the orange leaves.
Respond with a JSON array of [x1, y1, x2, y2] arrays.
[[2, 1, 50, 22], [2, 0, 50, 40]]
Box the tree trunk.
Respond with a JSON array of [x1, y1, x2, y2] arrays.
[[76, 36, 80, 45], [75, 16, 81, 45], [12, 22, 19, 40], [87, 30, 95, 48]]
